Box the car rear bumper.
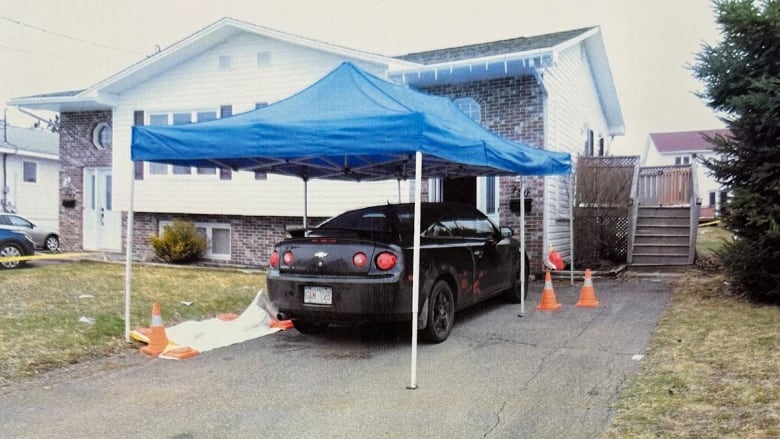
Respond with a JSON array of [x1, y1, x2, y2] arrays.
[[267, 271, 413, 323]]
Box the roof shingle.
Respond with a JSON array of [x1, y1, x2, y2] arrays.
[[649, 129, 731, 153], [396, 27, 595, 65]]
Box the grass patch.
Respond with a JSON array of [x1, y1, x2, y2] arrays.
[[605, 271, 780, 438], [0, 261, 264, 386], [696, 223, 733, 256]]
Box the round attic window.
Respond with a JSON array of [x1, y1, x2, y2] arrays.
[[92, 122, 112, 150]]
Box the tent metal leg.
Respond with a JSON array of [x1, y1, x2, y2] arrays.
[[519, 176, 526, 318], [124, 164, 136, 342], [408, 151, 422, 390]]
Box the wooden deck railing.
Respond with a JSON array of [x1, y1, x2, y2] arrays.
[[636, 165, 693, 206]]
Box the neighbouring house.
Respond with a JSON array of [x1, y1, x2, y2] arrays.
[[8, 17, 623, 271], [0, 120, 59, 232], [642, 129, 730, 220]]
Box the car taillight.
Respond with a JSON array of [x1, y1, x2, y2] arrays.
[[375, 252, 397, 270], [269, 250, 279, 268], [282, 251, 294, 266], [353, 252, 368, 267]]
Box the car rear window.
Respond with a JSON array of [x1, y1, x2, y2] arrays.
[[319, 209, 393, 232]]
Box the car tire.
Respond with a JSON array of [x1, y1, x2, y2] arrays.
[[44, 235, 60, 252], [504, 254, 531, 303], [422, 280, 455, 343], [293, 320, 328, 335], [0, 244, 23, 269]]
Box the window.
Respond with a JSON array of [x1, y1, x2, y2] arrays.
[[254, 171, 267, 181], [148, 110, 222, 177], [161, 221, 231, 259], [709, 191, 716, 207], [674, 156, 691, 165], [453, 97, 481, 123], [257, 51, 271, 68], [585, 129, 595, 157], [92, 122, 112, 150], [23, 161, 37, 183], [219, 55, 232, 70]]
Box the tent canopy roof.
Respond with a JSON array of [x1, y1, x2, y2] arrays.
[[131, 62, 570, 181]]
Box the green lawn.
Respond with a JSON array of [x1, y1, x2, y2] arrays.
[[0, 261, 263, 385]]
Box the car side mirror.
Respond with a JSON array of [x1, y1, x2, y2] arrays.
[[500, 226, 514, 239]]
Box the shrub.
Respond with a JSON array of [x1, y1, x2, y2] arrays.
[[149, 221, 207, 264]]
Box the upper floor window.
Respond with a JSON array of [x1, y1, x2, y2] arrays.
[[219, 55, 232, 70], [147, 110, 220, 177], [23, 161, 37, 183], [454, 97, 481, 123], [257, 51, 271, 68], [674, 155, 691, 165]]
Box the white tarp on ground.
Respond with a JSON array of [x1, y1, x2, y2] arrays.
[[164, 291, 282, 354]]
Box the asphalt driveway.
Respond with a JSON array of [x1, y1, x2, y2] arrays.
[[0, 275, 671, 438]]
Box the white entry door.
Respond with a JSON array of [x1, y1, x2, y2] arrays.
[[83, 168, 121, 251]]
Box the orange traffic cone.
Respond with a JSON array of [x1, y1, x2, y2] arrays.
[[576, 269, 600, 307], [140, 303, 169, 356], [536, 271, 562, 311]]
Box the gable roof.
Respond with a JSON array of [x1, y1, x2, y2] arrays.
[[649, 129, 731, 154], [388, 26, 624, 137], [397, 27, 595, 65], [8, 17, 413, 113]]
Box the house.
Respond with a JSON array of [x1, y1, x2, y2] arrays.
[[642, 129, 730, 220], [8, 17, 623, 271], [0, 121, 59, 232]]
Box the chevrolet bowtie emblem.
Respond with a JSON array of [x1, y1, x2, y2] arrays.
[[314, 251, 328, 259]]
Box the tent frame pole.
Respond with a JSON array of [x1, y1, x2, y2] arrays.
[[124, 164, 136, 342], [519, 176, 526, 317], [303, 178, 308, 229], [408, 151, 422, 390]]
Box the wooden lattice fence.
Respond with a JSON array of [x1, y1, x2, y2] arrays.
[[574, 156, 637, 268]]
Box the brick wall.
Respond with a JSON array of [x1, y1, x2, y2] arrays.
[[127, 212, 328, 267], [58, 111, 112, 251], [415, 76, 548, 271]]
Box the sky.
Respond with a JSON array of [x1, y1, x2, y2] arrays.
[[0, 0, 723, 155]]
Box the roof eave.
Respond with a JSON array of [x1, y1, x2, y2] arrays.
[[388, 49, 557, 86], [8, 92, 118, 113]]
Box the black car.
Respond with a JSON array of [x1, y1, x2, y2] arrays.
[[0, 228, 36, 269], [267, 202, 529, 343]]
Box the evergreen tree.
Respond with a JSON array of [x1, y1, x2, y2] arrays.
[[692, 0, 780, 301]]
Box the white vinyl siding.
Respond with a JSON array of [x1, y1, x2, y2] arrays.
[[3, 153, 59, 232], [542, 43, 610, 261], [114, 33, 405, 217]]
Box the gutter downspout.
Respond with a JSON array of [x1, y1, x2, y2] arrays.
[[2, 109, 18, 213]]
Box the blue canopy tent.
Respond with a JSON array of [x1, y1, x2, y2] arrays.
[[130, 62, 571, 387]]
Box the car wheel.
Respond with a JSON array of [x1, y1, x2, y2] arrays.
[[422, 280, 455, 343], [0, 244, 23, 269], [293, 320, 328, 335], [504, 254, 531, 303], [44, 235, 60, 252]]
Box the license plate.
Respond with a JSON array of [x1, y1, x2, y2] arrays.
[[304, 286, 332, 305]]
